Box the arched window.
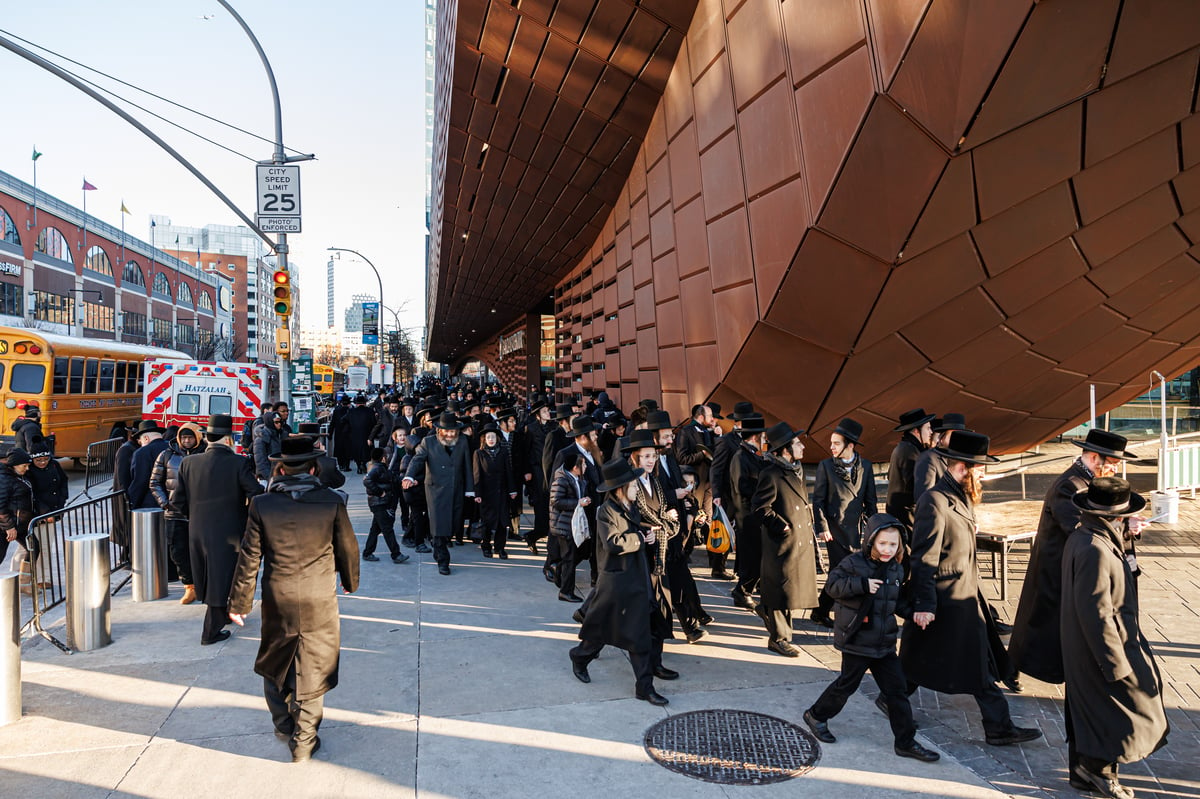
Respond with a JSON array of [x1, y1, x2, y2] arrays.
[[153, 272, 171, 296], [123, 261, 145, 288], [197, 290, 214, 312], [84, 246, 113, 276], [177, 281, 192, 305], [0, 208, 19, 246], [35, 227, 73, 263]]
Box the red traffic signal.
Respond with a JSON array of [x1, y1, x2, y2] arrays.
[[272, 269, 292, 316]]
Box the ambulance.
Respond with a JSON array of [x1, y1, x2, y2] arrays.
[[142, 360, 269, 450]]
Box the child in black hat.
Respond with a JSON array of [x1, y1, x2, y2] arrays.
[[362, 448, 409, 564]]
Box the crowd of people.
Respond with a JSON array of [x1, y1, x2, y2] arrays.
[[0, 381, 1169, 790]]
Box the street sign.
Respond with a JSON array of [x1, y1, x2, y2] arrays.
[[361, 302, 380, 345], [256, 164, 301, 231], [290, 356, 313, 393]]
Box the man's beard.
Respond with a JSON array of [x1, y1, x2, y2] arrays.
[[437, 432, 458, 446], [959, 469, 983, 505]]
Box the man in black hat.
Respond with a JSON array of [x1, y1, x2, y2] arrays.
[[345, 396, 378, 474], [1009, 429, 1141, 689], [297, 422, 346, 490], [330, 396, 353, 471], [541, 403, 575, 489], [370, 395, 403, 449], [676, 404, 726, 578], [171, 414, 264, 645], [913, 414, 966, 504], [553, 415, 604, 585], [711, 401, 756, 512], [1060, 477, 1167, 798], [886, 409, 936, 528], [128, 420, 170, 510], [402, 413, 476, 575], [811, 418, 877, 628], [900, 430, 1041, 747], [228, 435, 360, 763], [724, 414, 768, 609]]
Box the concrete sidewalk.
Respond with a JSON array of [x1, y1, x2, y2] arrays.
[[1, 457, 1196, 798]]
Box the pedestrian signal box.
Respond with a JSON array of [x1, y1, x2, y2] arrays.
[[273, 269, 292, 316]]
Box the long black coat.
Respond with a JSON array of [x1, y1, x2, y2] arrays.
[[812, 455, 877, 559], [330, 405, 352, 462], [912, 449, 946, 504], [886, 434, 924, 528], [900, 473, 1010, 694], [753, 458, 819, 610], [171, 444, 264, 606], [578, 499, 671, 651], [1008, 460, 1089, 683], [128, 438, 170, 509], [674, 420, 714, 487], [228, 476, 360, 701], [405, 434, 474, 538], [1062, 514, 1168, 764], [472, 444, 515, 532], [541, 423, 571, 485], [728, 441, 766, 578], [345, 405, 378, 464]]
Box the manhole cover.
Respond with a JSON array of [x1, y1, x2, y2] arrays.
[[644, 709, 820, 785]]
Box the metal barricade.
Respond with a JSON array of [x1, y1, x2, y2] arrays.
[[21, 491, 130, 654], [66, 534, 112, 652], [82, 437, 124, 499], [0, 571, 19, 725], [130, 509, 167, 602]]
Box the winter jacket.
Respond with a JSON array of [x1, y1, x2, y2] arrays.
[[0, 463, 35, 534], [252, 412, 284, 479], [826, 551, 908, 659], [549, 467, 584, 538], [11, 417, 44, 454], [150, 437, 205, 520], [363, 461, 399, 509], [29, 459, 69, 516]]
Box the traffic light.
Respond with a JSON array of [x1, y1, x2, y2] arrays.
[[272, 269, 292, 316]]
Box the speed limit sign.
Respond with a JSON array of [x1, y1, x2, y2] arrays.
[[256, 164, 301, 232]]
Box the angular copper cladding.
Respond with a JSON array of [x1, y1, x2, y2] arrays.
[[432, 0, 1200, 459]]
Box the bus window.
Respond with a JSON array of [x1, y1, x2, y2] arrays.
[[53, 357, 68, 394], [209, 394, 233, 416], [135, 362, 145, 393], [69, 357, 84, 393], [177, 394, 201, 415], [99, 360, 115, 392], [84, 359, 98, 393], [116, 362, 128, 393], [10, 363, 45, 394]]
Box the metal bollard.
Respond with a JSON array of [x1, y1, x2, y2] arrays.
[[66, 533, 112, 652], [130, 509, 168, 602], [0, 571, 19, 725]]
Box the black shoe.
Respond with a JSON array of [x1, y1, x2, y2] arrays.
[[686, 628, 708, 644], [391, 552, 410, 563], [482, 549, 493, 558], [401, 537, 415, 548], [1074, 765, 1133, 799], [498, 551, 509, 559], [1069, 773, 1099, 793], [767, 639, 800, 658], [525, 535, 538, 555], [543, 567, 557, 583], [438, 564, 451, 575], [414, 544, 431, 553], [810, 611, 834, 629], [636, 689, 669, 706], [362, 553, 379, 562], [803, 710, 836, 743], [291, 736, 321, 763], [571, 659, 591, 684], [895, 741, 939, 762], [731, 588, 758, 611], [572, 609, 585, 624], [201, 629, 232, 646], [985, 726, 1042, 746], [1002, 675, 1024, 693], [710, 570, 735, 580], [558, 591, 584, 603], [653, 666, 679, 680], [698, 613, 714, 626]]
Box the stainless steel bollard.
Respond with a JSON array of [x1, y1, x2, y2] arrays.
[[130, 509, 168, 602], [0, 571, 19, 725], [66, 533, 112, 652]]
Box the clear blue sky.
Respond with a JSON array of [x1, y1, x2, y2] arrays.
[[0, 0, 428, 338]]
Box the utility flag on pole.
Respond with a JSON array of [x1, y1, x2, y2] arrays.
[[31, 147, 42, 161], [82, 179, 98, 191], [121, 201, 130, 215]]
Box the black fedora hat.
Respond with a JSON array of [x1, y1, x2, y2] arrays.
[[708, 402, 724, 420], [551, 402, 574, 420], [1072, 429, 1137, 461], [479, 422, 501, 436], [528, 400, 548, 414], [620, 428, 658, 454], [728, 401, 756, 420], [206, 414, 236, 437], [353, 394, 368, 405], [134, 419, 166, 436], [570, 416, 598, 437], [935, 430, 1000, 465], [765, 421, 805, 453], [433, 412, 464, 431], [269, 436, 319, 464], [645, 410, 673, 431], [638, 399, 659, 412], [894, 408, 936, 432], [1072, 477, 1146, 517], [934, 413, 968, 433], [833, 417, 864, 445], [496, 407, 519, 422], [738, 413, 767, 433], [597, 456, 646, 493]]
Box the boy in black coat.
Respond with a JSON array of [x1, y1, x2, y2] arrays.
[[803, 513, 939, 763], [362, 448, 409, 564]]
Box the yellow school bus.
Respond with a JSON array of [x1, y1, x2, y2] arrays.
[[312, 363, 345, 400], [0, 326, 187, 461]]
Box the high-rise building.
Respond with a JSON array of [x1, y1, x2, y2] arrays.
[[343, 293, 376, 333], [326, 257, 335, 328]]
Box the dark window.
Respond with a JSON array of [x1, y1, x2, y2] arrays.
[[69, 357, 84, 393], [116, 362, 128, 393], [99, 360, 115, 392], [53, 357, 68, 394], [84, 358, 98, 393], [135, 362, 145, 394], [0, 283, 21, 316], [0, 209, 19, 245], [123, 261, 145, 287], [10, 363, 45, 394]]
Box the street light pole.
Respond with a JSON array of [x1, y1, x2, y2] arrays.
[[327, 247, 385, 378]]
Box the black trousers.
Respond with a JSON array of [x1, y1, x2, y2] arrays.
[[167, 518, 192, 585], [666, 554, 705, 632], [431, 535, 451, 568], [906, 679, 1014, 737], [810, 651, 916, 746], [409, 506, 429, 546], [397, 492, 411, 529], [570, 637, 663, 695], [553, 534, 583, 595], [758, 602, 792, 642], [1063, 689, 1119, 779], [544, 533, 562, 571], [264, 663, 324, 756], [364, 506, 400, 557], [202, 604, 229, 643], [530, 480, 549, 541]]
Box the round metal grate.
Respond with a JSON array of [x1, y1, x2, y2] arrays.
[[643, 709, 821, 785]]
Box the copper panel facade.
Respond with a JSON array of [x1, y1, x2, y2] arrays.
[[434, 0, 1200, 456]]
